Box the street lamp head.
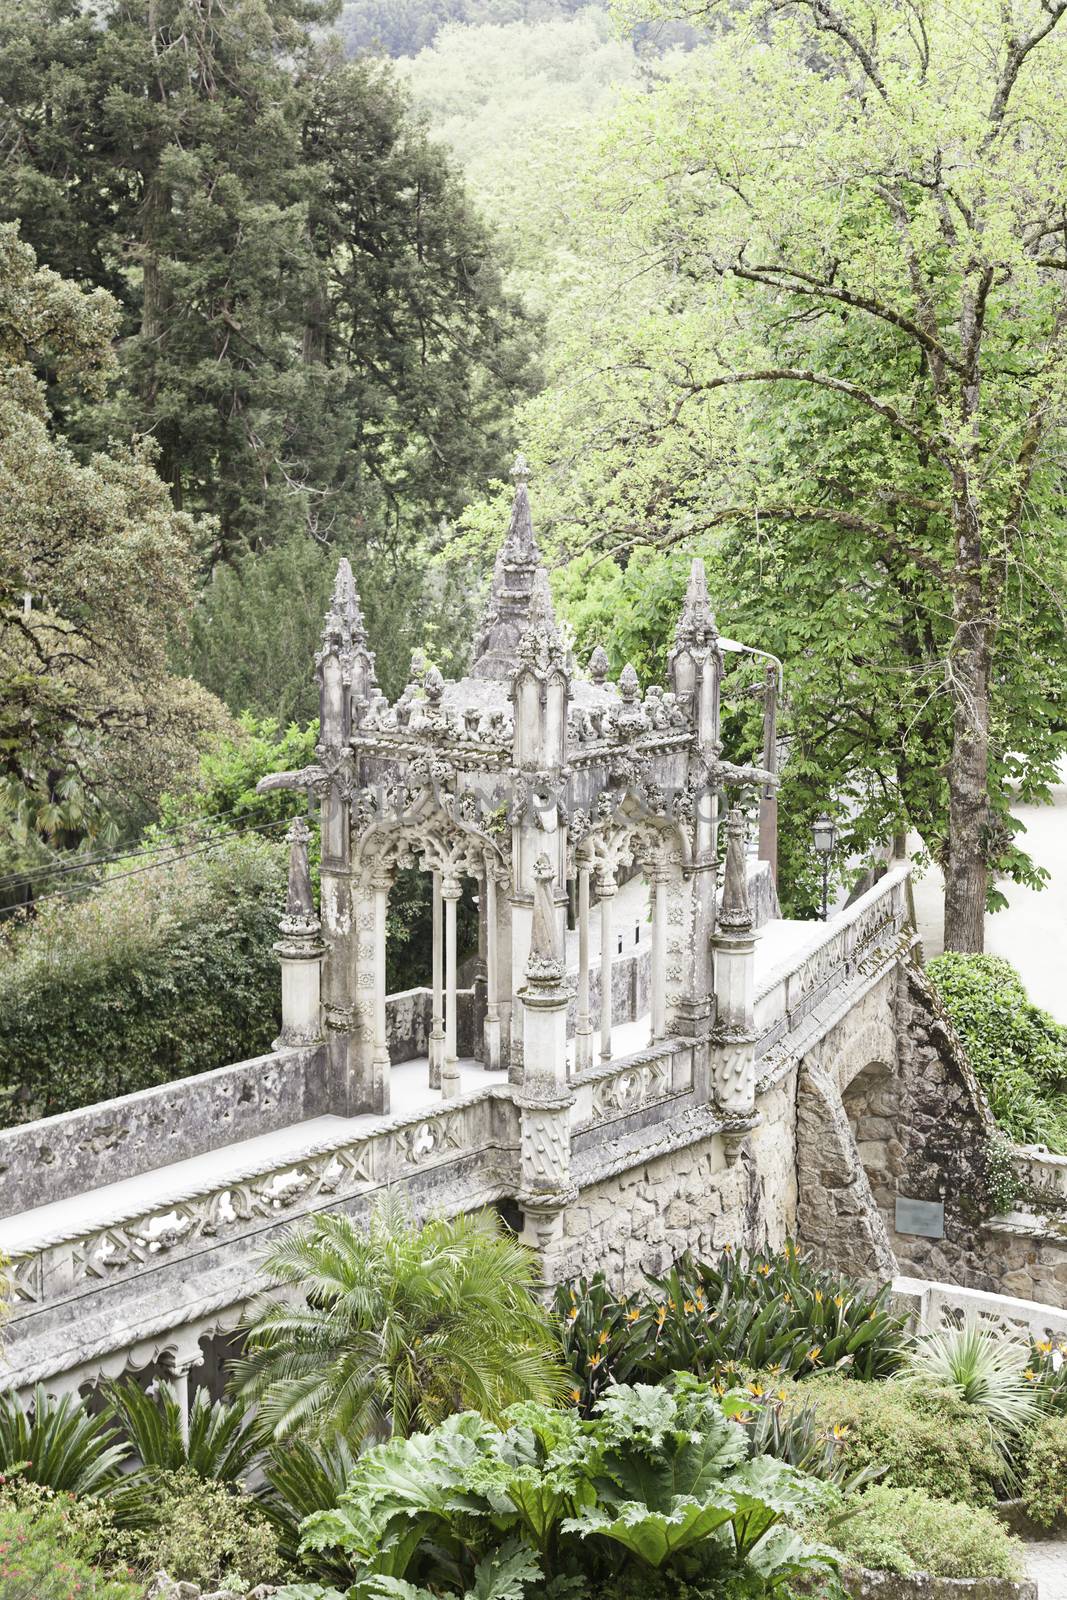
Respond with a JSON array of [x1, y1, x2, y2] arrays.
[[812, 813, 836, 856]]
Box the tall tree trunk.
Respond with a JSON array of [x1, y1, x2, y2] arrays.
[[944, 543, 992, 951]]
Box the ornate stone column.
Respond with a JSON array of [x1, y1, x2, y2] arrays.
[[429, 868, 445, 1089], [273, 820, 326, 1051], [597, 864, 616, 1063], [442, 874, 462, 1099], [574, 851, 594, 1071], [371, 871, 392, 1114], [483, 862, 502, 1071], [758, 662, 779, 885], [711, 808, 757, 1125], [649, 859, 669, 1043], [517, 855, 575, 1282]]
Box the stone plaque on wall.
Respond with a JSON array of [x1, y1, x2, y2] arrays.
[[895, 1196, 945, 1239]]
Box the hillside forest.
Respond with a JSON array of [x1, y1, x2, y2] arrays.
[[2, 0, 1067, 1121]]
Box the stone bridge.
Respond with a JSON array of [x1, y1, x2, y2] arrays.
[[0, 858, 995, 1410]]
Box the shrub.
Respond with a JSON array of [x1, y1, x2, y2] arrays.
[[557, 1243, 906, 1412], [293, 1385, 836, 1594], [1022, 1412, 1067, 1528], [782, 1373, 1006, 1507], [110, 1467, 283, 1590], [808, 1484, 1024, 1580], [0, 832, 286, 1122], [904, 1325, 1041, 1454], [928, 953, 1067, 1152], [0, 1497, 140, 1599]]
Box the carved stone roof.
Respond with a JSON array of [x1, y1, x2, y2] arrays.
[[469, 456, 560, 680]]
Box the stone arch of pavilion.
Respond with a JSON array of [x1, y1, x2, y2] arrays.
[[262, 455, 777, 1116]]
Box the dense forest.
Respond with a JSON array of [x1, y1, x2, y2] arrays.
[[3, 0, 1067, 1118]]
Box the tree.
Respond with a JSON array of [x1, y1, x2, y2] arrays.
[[0, 0, 534, 560], [0, 223, 224, 886], [235, 1195, 567, 1442], [525, 0, 1067, 949]]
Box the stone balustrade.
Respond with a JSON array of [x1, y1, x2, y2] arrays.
[[570, 1039, 695, 1134], [1012, 1143, 1067, 1209], [754, 864, 912, 1055], [893, 1274, 1067, 1344]]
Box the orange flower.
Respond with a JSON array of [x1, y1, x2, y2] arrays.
[[598, 1330, 610, 1347], [655, 1305, 667, 1327], [626, 1308, 640, 1323]]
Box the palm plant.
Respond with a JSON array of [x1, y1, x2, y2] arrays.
[[905, 1325, 1042, 1451], [233, 1193, 568, 1444], [0, 1385, 128, 1495], [103, 1378, 260, 1483]]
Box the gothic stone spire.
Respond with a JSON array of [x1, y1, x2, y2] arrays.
[[470, 455, 555, 679], [674, 557, 718, 651], [321, 557, 367, 653]]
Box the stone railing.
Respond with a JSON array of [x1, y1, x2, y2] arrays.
[[5, 1084, 517, 1322], [570, 1038, 695, 1134], [892, 1274, 1067, 1343], [1012, 1144, 1067, 1210], [754, 863, 912, 1056], [0, 1043, 328, 1217]]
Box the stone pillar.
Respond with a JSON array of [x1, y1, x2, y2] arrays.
[[711, 808, 757, 1121], [442, 874, 462, 1099], [273, 819, 326, 1051], [371, 873, 392, 1114], [597, 865, 616, 1063], [650, 861, 669, 1043], [484, 863, 502, 1071], [429, 868, 444, 1089], [517, 855, 575, 1283], [575, 854, 594, 1071]]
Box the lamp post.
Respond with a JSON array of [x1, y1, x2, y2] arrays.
[[812, 812, 836, 920]]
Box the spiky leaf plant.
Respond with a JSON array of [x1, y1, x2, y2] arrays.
[[0, 1386, 127, 1495]]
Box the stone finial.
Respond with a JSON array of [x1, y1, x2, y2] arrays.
[[281, 817, 318, 935], [588, 644, 609, 684], [424, 664, 444, 704], [469, 455, 550, 678], [321, 557, 367, 650], [719, 806, 752, 932], [619, 662, 640, 703], [527, 852, 563, 980], [674, 557, 719, 651]]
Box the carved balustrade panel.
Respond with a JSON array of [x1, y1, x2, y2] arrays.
[[571, 1042, 691, 1132]]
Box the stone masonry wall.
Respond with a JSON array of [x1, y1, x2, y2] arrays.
[[856, 962, 1067, 1308], [555, 1071, 797, 1292]]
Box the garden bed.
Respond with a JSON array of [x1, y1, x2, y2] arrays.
[[842, 1569, 1036, 1600]]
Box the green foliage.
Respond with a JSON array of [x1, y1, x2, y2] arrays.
[[1021, 1412, 1067, 1529], [0, 1497, 140, 1600], [262, 1435, 362, 1578], [293, 1385, 835, 1594], [0, 223, 224, 886], [784, 1374, 1007, 1510], [0, 1387, 127, 1497], [904, 1326, 1041, 1457], [156, 715, 321, 839], [109, 1467, 283, 1590], [556, 1245, 905, 1413], [103, 1380, 261, 1488], [183, 536, 481, 721], [515, 0, 1067, 947], [928, 954, 1067, 1153], [808, 1485, 1024, 1581], [0, 1, 533, 564], [236, 1194, 567, 1444], [0, 833, 285, 1123]]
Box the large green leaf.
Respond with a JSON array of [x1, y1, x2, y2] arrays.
[[562, 1494, 738, 1566]]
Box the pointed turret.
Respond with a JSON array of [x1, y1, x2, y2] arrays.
[[317, 557, 376, 746], [669, 557, 722, 752], [470, 455, 553, 679]]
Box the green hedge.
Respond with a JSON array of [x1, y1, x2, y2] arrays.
[[928, 953, 1067, 1152], [0, 834, 285, 1124]]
